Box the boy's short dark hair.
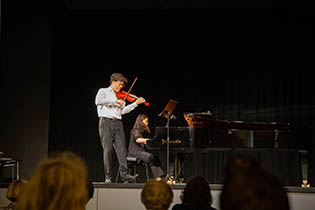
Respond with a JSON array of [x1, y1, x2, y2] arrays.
[[110, 73, 128, 84]]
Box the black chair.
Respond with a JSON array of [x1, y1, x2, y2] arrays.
[[116, 156, 150, 183], [0, 157, 21, 182]]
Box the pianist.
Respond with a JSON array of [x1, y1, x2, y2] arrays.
[[128, 114, 165, 179]]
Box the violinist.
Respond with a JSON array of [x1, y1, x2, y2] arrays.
[[95, 73, 146, 184]]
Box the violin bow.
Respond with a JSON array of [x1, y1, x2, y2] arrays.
[[123, 77, 138, 101]]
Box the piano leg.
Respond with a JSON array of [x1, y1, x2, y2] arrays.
[[173, 151, 190, 183], [174, 152, 186, 183]]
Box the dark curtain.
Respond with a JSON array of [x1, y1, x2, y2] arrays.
[[181, 149, 302, 186], [49, 5, 315, 184]]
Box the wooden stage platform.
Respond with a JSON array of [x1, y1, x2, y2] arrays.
[[87, 183, 315, 210]]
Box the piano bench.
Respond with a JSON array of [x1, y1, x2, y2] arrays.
[[115, 156, 150, 183]]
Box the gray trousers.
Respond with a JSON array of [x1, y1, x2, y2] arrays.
[[99, 117, 128, 180]]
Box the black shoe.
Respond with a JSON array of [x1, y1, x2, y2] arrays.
[[122, 174, 139, 184]]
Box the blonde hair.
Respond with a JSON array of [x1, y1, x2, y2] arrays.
[[18, 152, 88, 210], [6, 179, 28, 202], [141, 179, 173, 210]]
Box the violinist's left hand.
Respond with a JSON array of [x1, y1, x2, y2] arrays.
[[136, 97, 146, 105]]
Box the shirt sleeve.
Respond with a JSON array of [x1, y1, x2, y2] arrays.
[[95, 88, 116, 106], [121, 101, 138, 115], [132, 129, 143, 142]]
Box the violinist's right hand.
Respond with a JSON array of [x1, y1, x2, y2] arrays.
[[116, 99, 126, 106]]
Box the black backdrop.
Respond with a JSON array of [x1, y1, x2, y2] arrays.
[[49, 1, 315, 184]]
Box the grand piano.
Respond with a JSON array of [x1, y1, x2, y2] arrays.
[[146, 112, 311, 185], [147, 111, 310, 150]]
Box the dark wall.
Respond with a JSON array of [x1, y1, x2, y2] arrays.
[[68, 0, 312, 10], [0, 0, 52, 179]]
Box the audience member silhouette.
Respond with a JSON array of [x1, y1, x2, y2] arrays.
[[220, 165, 290, 210], [141, 179, 173, 210], [224, 153, 260, 179], [86, 179, 94, 202], [172, 176, 217, 210], [0, 179, 28, 210], [17, 152, 89, 210]]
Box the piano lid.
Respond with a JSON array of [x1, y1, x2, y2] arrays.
[[183, 112, 292, 130], [183, 111, 213, 128]]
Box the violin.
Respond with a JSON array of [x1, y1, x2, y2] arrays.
[[116, 90, 150, 106]]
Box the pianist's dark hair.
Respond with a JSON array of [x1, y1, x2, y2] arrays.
[[133, 113, 150, 134]]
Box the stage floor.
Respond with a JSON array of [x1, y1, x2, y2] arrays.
[[85, 183, 315, 210], [92, 182, 315, 192]]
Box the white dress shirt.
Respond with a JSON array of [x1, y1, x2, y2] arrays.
[[95, 86, 138, 119]]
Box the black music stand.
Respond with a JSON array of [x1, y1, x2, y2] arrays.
[[159, 99, 178, 180]]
